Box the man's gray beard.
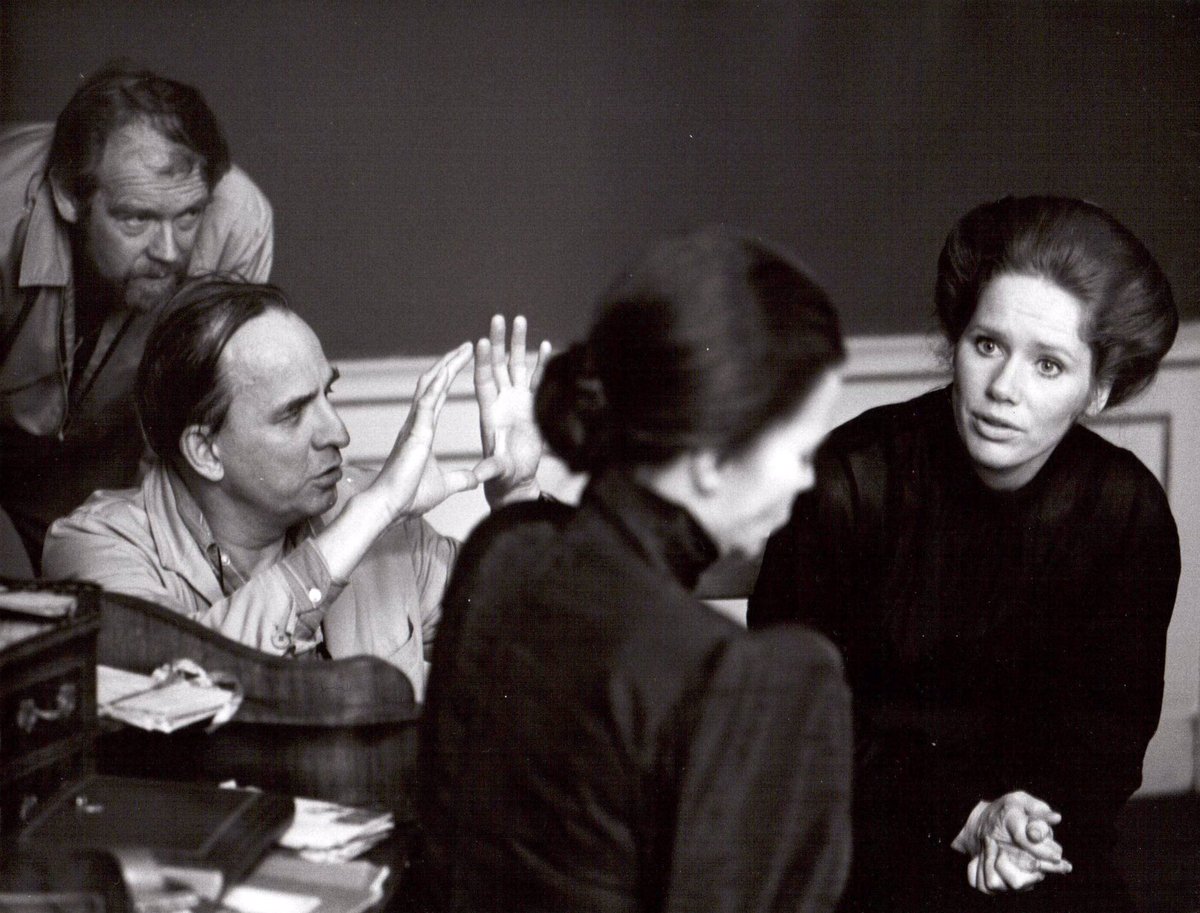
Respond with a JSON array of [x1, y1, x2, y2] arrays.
[[122, 272, 184, 313]]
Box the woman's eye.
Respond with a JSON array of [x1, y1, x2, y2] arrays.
[[974, 336, 998, 356], [1036, 358, 1063, 377]]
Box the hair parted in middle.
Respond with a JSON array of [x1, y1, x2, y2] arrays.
[[935, 195, 1177, 408]]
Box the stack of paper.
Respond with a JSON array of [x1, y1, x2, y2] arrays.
[[222, 853, 389, 913], [98, 664, 239, 733], [0, 587, 73, 648], [278, 797, 395, 863]]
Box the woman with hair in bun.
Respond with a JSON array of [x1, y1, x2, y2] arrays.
[[751, 196, 1181, 912], [417, 227, 851, 913]]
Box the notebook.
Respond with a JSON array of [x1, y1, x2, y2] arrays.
[[17, 775, 294, 901]]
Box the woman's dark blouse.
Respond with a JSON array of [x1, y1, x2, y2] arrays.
[[749, 386, 1180, 911], [418, 470, 852, 913]]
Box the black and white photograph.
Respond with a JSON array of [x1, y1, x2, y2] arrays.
[[1, 3, 1197, 911]]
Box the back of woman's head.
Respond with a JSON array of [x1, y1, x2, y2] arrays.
[[936, 195, 1177, 407], [537, 227, 844, 474]]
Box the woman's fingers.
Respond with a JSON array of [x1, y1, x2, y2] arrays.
[[1012, 818, 1064, 861], [983, 837, 1005, 893], [1026, 819, 1051, 843], [994, 845, 1046, 892]]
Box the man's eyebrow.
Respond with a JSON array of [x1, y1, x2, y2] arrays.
[[271, 367, 339, 421], [272, 387, 319, 419]]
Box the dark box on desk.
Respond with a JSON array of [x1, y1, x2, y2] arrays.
[[17, 774, 294, 900]]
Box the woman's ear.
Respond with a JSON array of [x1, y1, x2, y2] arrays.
[[180, 425, 224, 482], [1085, 378, 1113, 418], [687, 450, 723, 496], [48, 168, 82, 225]]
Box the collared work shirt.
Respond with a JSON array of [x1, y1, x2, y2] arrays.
[[0, 123, 273, 555], [43, 462, 459, 698]]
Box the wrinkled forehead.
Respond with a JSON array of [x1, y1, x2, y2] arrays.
[[218, 310, 329, 405], [96, 118, 205, 188]]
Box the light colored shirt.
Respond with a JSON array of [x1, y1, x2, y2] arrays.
[[43, 462, 459, 699], [0, 123, 273, 552]]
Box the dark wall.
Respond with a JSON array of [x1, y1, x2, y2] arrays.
[[3, 1, 1196, 357]]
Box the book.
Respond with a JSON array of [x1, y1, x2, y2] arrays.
[[17, 775, 294, 902]]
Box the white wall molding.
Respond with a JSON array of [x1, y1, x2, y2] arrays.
[[332, 322, 1200, 795]]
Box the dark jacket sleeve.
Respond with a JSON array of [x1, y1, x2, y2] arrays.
[[663, 628, 852, 913], [1022, 471, 1180, 862]]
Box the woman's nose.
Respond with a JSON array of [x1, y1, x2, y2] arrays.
[[987, 357, 1022, 403]]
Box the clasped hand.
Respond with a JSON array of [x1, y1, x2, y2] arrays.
[[372, 315, 550, 520], [953, 791, 1073, 895]]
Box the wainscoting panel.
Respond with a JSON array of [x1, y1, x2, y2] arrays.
[[332, 322, 1200, 795]]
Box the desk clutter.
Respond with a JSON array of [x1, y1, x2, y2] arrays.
[[0, 581, 401, 913], [15, 776, 393, 913], [98, 662, 243, 734]]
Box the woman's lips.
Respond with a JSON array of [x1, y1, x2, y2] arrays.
[[971, 411, 1021, 439]]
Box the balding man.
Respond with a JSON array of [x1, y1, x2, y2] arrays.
[[45, 277, 547, 697]]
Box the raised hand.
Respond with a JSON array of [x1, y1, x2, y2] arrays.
[[373, 342, 483, 519], [473, 314, 551, 508]]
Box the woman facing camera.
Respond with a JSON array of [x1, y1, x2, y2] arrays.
[[751, 196, 1180, 912], [417, 228, 852, 913]]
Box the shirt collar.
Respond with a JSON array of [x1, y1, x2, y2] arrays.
[[584, 468, 719, 591], [162, 463, 314, 596], [17, 170, 72, 289]]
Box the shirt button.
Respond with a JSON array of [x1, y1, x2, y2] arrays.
[[307, 588, 322, 604]]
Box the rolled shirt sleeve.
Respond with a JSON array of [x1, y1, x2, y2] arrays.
[[43, 500, 339, 655]]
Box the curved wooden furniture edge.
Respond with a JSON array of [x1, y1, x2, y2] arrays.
[[97, 590, 420, 727]]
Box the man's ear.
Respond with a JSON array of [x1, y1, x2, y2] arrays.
[[180, 425, 224, 482], [48, 168, 82, 225], [1085, 378, 1113, 418], [687, 450, 723, 497]]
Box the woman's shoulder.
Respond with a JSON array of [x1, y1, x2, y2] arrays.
[[731, 623, 846, 680], [823, 386, 948, 458], [1066, 423, 1172, 511], [452, 496, 575, 581], [1061, 425, 1178, 546]]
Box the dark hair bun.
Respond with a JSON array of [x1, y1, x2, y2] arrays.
[[535, 344, 613, 473]]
